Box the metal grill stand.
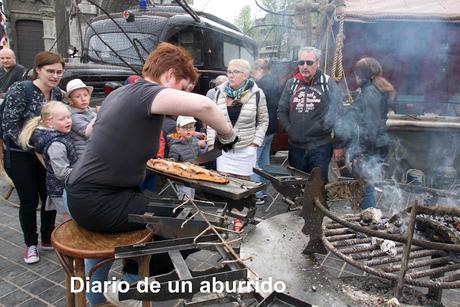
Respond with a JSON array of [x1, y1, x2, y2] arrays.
[[114, 198, 259, 305], [315, 198, 460, 303]]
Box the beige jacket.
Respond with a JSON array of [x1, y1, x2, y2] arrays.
[[207, 81, 269, 149]]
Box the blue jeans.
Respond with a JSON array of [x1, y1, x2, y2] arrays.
[[288, 142, 332, 184], [251, 134, 274, 198], [85, 258, 113, 306], [361, 184, 376, 209], [352, 153, 386, 209], [140, 173, 157, 192], [85, 262, 140, 306]]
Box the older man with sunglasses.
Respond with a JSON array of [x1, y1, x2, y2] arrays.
[[278, 46, 345, 184]]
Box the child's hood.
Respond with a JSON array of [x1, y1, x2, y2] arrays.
[[31, 128, 67, 155]]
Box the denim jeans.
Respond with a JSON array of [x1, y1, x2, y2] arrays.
[[250, 134, 274, 198], [140, 173, 157, 192], [361, 184, 376, 209], [85, 258, 113, 306], [288, 142, 332, 184], [352, 153, 386, 209]]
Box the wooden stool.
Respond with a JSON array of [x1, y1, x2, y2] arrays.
[[51, 220, 153, 307]]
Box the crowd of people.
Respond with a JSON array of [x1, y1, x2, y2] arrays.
[[0, 43, 394, 305]]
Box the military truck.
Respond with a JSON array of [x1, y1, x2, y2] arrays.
[[61, 3, 257, 101]]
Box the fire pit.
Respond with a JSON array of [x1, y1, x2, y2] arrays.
[[314, 198, 460, 303]]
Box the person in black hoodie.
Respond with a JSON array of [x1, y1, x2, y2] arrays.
[[278, 46, 344, 183]]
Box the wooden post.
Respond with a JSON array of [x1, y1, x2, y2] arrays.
[[74, 258, 86, 307], [139, 255, 152, 307], [63, 255, 75, 307]]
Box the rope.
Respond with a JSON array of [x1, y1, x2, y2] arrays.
[[331, 12, 345, 81]]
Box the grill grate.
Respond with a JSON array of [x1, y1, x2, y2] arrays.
[[315, 198, 460, 299]]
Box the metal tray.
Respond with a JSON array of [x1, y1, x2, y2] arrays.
[[149, 166, 265, 200]]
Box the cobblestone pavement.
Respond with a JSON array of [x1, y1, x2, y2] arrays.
[[0, 153, 459, 306]]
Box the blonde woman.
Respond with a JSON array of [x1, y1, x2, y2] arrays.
[[208, 59, 268, 178]]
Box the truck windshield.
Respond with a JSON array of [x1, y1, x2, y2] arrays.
[[88, 32, 158, 66]]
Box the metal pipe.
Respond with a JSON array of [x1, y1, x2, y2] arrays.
[[352, 246, 423, 261], [328, 233, 358, 242], [324, 227, 354, 236], [366, 249, 441, 267], [331, 237, 372, 247], [383, 257, 451, 273], [395, 202, 418, 299], [339, 244, 378, 255], [407, 263, 460, 279]]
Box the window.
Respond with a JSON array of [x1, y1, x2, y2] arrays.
[[240, 47, 254, 63], [88, 32, 157, 66], [223, 42, 239, 66], [166, 28, 204, 66], [205, 30, 224, 69], [223, 42, 255, 66]]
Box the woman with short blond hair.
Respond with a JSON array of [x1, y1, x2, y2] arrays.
[[207, 59, 268, 178]]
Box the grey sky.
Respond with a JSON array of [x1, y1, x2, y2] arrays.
[[192, 0, 263, 24]]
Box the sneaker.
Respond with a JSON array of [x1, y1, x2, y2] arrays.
[[40, 243, 54, 251], [24, 245, 39, 264]]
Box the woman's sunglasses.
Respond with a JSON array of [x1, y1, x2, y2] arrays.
[[297, 60, 317, 66]]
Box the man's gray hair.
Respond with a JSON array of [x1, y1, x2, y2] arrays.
[[298, 46, 321, 61]]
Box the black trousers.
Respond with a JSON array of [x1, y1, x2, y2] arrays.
[[66, 182, 173, 233], [4, 150, 55, 246], [66, 182, 176, 276]]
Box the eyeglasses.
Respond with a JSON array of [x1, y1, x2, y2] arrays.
[[297, 60, 317, 66], [44, 69, 64, 76], [227, 70, 243, 75], [180, 126, 196, 131]]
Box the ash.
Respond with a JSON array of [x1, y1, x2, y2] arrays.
[[339, 276, 442, 306]]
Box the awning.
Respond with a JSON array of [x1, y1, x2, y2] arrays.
[[344, 0, 460, 21]]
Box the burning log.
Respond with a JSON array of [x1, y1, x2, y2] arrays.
[[415, 216, 460, 245]]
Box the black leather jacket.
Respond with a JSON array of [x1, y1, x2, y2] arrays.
[[342, 81, 389, 157]]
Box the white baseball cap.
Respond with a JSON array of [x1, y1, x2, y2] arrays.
[[176, 116, 196, 127], [66, 79, 94, 97]]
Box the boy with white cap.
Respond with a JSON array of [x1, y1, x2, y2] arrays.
[[66, 79, 96, 158], [168, 115, 207, 199]]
